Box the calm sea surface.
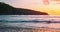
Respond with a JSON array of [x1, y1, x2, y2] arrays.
[[0, 15, 60, 29]]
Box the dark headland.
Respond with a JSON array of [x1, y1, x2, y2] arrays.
[[0, 2, 48, 15]]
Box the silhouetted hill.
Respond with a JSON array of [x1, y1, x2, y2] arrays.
[[0, 2, 48, 15]]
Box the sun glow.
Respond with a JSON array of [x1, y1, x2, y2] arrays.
[[32, 0, 60, 15], [20, 0, 60, 15], [1, 0, 60, 15]]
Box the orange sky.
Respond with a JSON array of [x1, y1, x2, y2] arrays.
[[30, 0, 60, 15], [0, 0, 60, 15]]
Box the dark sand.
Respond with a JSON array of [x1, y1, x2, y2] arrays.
[[0, 27, 60, 32]]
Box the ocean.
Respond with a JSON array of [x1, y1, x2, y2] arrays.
[[0, 15, 60, 32]]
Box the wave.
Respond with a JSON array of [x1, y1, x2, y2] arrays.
[[0, 15, 60, 30]]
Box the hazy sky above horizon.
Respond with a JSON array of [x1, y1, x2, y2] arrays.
[[0, 0, 43, 8], [0, 0, 60, 15]]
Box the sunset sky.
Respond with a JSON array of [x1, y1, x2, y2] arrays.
[[0, 0, 60, 15]]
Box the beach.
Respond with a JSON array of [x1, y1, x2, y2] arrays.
[[0, 27, 60, 32]]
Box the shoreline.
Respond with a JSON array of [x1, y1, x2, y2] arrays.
[[0, 27, 60, 32]]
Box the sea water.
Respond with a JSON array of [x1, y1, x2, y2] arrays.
[[0, 15, 60, 29]]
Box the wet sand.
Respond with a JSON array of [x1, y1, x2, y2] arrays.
[[0, 27, 60, 32]]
